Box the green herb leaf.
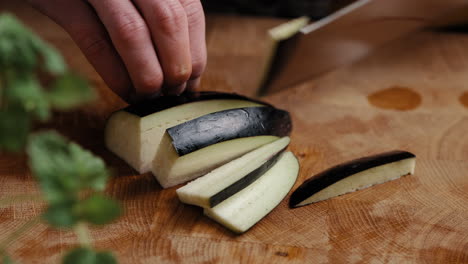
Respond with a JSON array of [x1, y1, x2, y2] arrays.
[[47, 73, 95, 110], [0, 34, 15, 68], [62, 247, 94, 264], [42, 200, 78, 228], [27, 132, 79, 202], [67, 142, 109, 191], [0, 14, 38, 70], [31, 38, 67, 75], [63, 248, 117, 264], [13, 38, 37, 70], [95, 251, 117, 264], [27, 131, 110, 203], [0, 107, 30, 152], [76, 194, 121, 225], [3, 72, 50, 121], [0, 13, 66, 73]]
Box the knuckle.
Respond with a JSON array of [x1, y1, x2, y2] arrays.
[[154, 2, 187, 35], [114, 13, 148, 43], [168, 66, 191, 85]]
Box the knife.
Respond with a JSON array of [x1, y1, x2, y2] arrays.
[[260, 0, 468, 94]]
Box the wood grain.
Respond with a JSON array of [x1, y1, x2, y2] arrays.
[[204, 15, 287, 96], [1, 2, 468, 263]]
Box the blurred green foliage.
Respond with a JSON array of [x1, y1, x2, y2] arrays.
[[0, 13, 119, 264]]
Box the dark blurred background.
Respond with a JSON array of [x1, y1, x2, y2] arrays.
[[201, 0, 356, 19]]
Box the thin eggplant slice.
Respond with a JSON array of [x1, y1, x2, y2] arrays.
[[105, 92, 264, 173], [152, 136, 279, 188], [167, 106, 292, 156], [177, 137, 290, 208], [289, 150, 416, 208], [204, 151, 299, 233]]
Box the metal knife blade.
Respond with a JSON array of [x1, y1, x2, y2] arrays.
[[261, 0, 468, 94]]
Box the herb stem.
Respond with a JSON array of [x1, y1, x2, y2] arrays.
[[74, 222, 92, 248], [0, 216, 41, 253], [0, 193, 44, 208]]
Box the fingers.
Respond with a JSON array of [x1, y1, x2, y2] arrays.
[[133, 0, 192, 95], [29, 0, 208, 99], [88, 0, 164, 96], [27, 0, 133, 100], [179, 0, 207, 91]]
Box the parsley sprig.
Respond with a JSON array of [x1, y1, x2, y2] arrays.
[[0, 14, 121, 264]]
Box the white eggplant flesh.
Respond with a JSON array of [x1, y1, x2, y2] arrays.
[[204, 151, 299, 233], [290, 151, 416, 207], [152, 135, 279, 188], [105, 99, 262, 173], [177, 137, 290, 208]]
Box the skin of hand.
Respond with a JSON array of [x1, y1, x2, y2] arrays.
[[27, 0, 207, 102]]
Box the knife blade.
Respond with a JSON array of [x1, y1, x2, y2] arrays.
[[260, 0, 468, 94]]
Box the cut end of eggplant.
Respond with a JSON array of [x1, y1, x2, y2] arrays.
[[104, 95, 263, 173], [105, 111, 141, 170], [204, 151, 299, 234], [176, 137, 290, 208], [152, 135, 280, 188], [289, 150, 416, 208]]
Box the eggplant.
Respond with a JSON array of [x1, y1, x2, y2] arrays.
[[104, 91, 265, 173], [177, 137, 290, 208], [152, 136, 279, 188], [289, 150, 416, 208], [124, 91, 270, 117], [152, 106, 292, 188], [167, 106, 292, 156], [204, 151, 299, 234]]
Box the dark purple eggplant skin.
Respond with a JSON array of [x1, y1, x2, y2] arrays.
[[209, 149, 285, 207], [289, 150, 416, 208], [124, 91, 271, 117], [167, 106, 292, 156]]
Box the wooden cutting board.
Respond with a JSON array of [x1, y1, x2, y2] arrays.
[[1, 2, 467, 263]]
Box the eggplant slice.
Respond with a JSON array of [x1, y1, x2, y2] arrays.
[[153, 136, 279, 188], [105, 92, 264, 173], [177, 137, 290, 208], [152, 106, 292, 188], [289, 150, 416, 208], [204, 151, 299, 233]]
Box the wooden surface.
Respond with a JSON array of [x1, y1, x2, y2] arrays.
[[1, 2, 468, 263]]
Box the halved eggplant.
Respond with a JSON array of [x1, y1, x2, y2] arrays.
[[289, 150, 416, 208], [204, 151, 299, 233], [105, 92, 264, 173], [153, 136, 279, 188], [176, 137, 290, 208]]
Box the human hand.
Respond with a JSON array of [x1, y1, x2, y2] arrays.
[[27, 0, 207, 102]]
